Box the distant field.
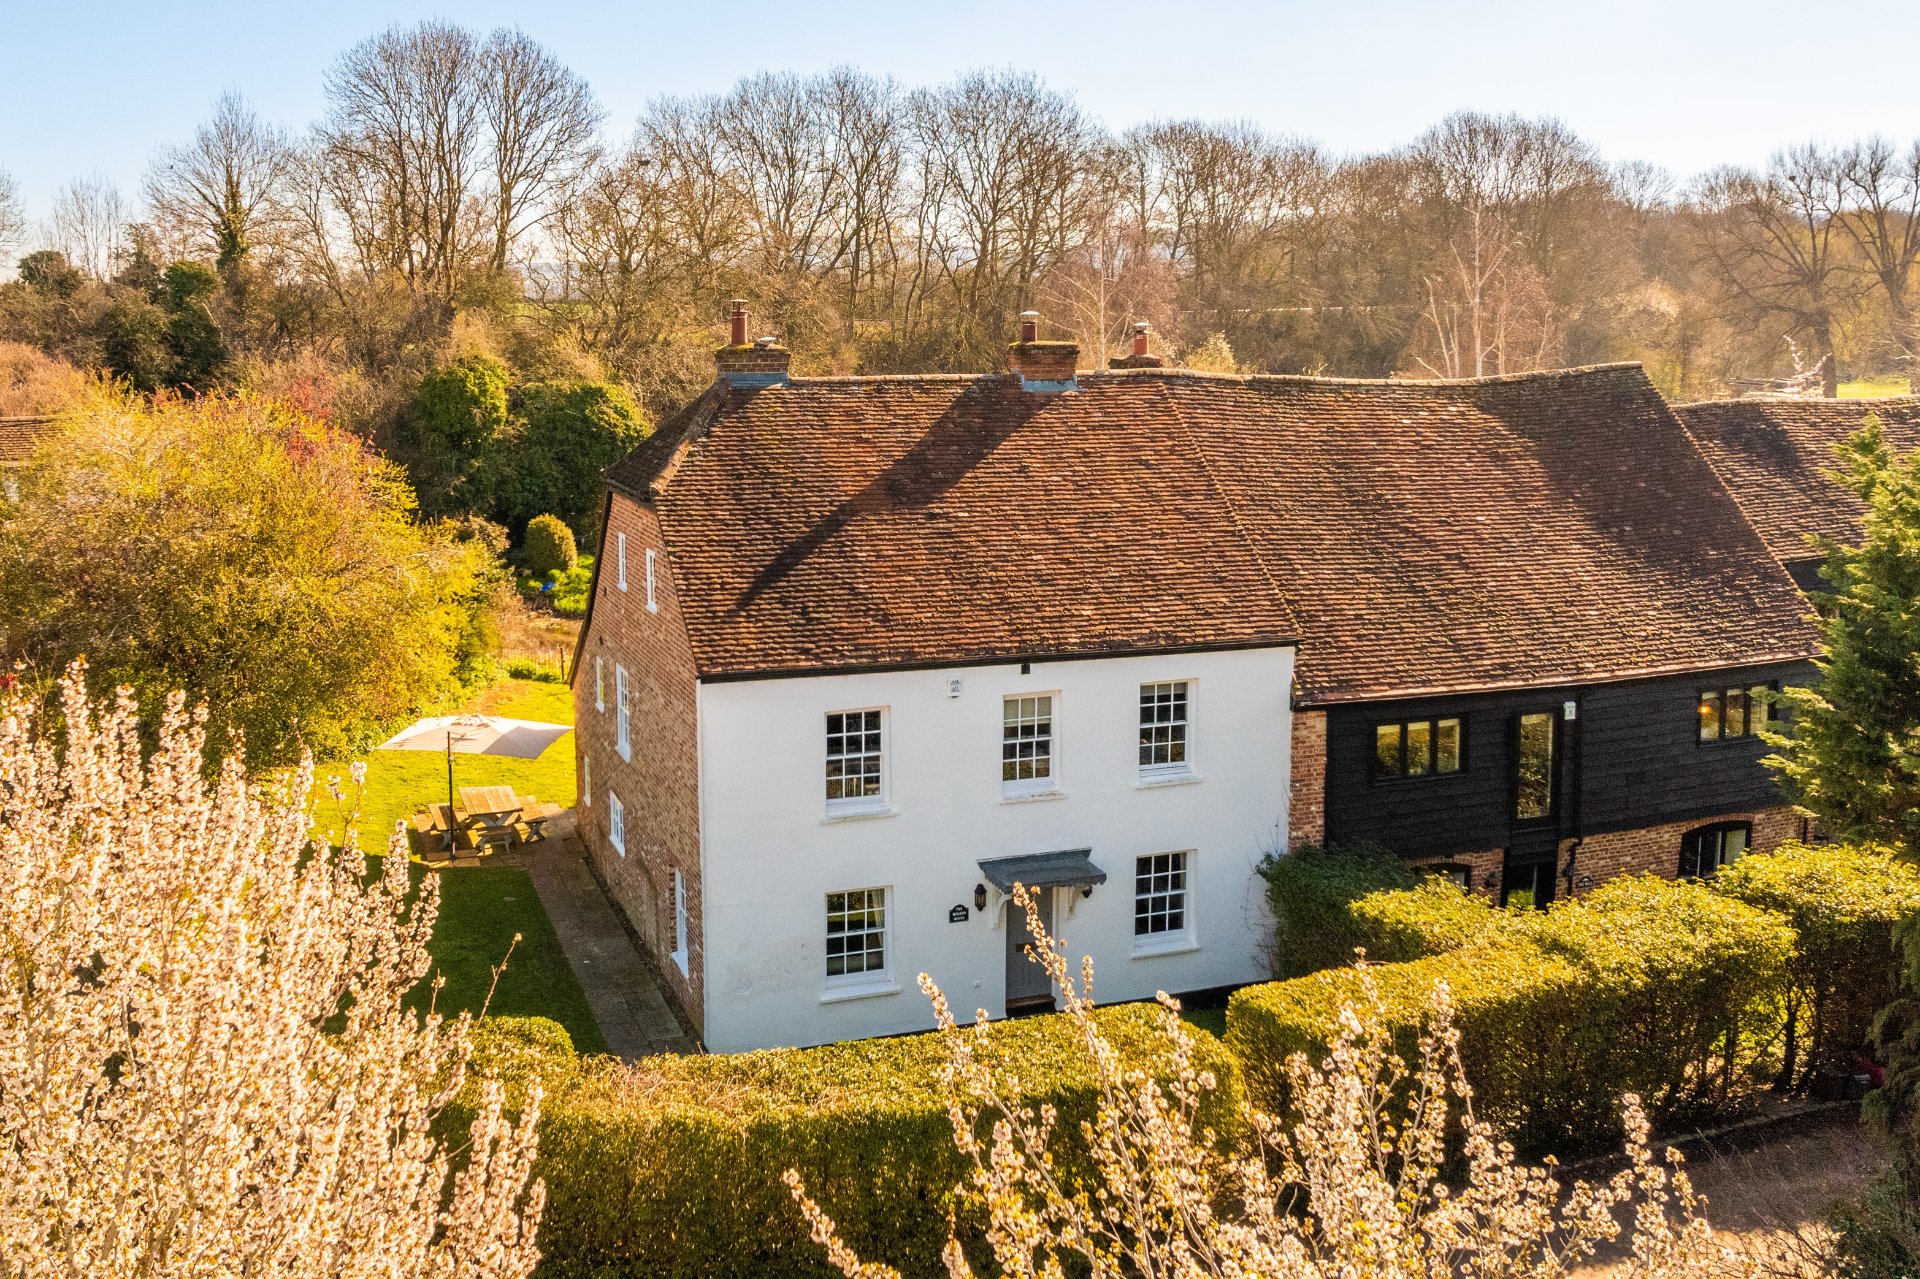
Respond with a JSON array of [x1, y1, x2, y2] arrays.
[[1839, 377, 1914, 398]]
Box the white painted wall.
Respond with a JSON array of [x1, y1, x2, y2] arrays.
[[694, 647, 1295, 1051]]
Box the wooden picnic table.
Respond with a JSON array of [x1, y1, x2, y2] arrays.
[[459, 785, 522, 822]]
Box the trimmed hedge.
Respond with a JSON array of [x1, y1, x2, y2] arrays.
[[463, 1004, 1241, 1278], [522, 514, 578, 578], [1260, 841, 1415, 977], [1715, 841, 1920, 1086], [1348, 878, 1507, 963], [1229, 875, 1793, 1152]]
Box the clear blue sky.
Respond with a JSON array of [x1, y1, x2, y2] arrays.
[[2, 0, 1916, 222]]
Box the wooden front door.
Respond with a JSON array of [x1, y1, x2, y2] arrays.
[[1005, 889, 1055, 1013]]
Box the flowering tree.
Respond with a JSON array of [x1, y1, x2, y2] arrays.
[[0, 665, 545, 1278], [789, 885, 1738, 1279]]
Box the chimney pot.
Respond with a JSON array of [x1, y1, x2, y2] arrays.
[[715, 298, 789, 388], [1019, 311, 1040, 344], [1107, 318, 1164, 371]]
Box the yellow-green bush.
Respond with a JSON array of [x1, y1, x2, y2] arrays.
[[1348, 878, 1509, 963], [1260, 842, 1416, 977], [1228, 875, 1793, 1152], [1715, 842, 1920, 1088], [463, 1005, 1241, 1278]]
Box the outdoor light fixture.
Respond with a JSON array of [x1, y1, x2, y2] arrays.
[[1081, 884, 1094, 899], [974, 883, 988, 911]]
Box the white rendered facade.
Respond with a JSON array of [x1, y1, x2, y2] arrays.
[[692, 645, 1296, 1052]]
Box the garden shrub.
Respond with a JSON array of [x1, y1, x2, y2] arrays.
[[1716, 841, 1920, 1087], [1229, 875, 1794, 1153], [547, 558, 593, 617], [461, 1004, 1240, 1279], [1347, 877, 1507, 963], [522, 513, 578, 578], [1260, 841, 1415, 978]]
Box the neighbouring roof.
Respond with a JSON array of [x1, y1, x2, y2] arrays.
[[1677, 395, 1920, 564], [0, 416, 53, 465], [608, 364, 1817, 705]]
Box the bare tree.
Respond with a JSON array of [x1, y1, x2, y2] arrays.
[[1690, 147, 1853, 396], [1835, 137, 1920, 389], [477, 28, 603, 274], [320, 20, 486, 299], [145, 92, 297, 272], [48, 173, 128, 279], [0, 168, 24, 267]]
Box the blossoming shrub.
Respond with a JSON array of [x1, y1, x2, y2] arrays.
[[1230, 875, 1793, 1152], [1715, 841, 1920, 1088], [459, 1004, 1242, 1279], [0, 667, 545, 1278]]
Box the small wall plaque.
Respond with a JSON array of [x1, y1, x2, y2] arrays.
[[947, 676, 964, 698], [948, 904, 970, 923]]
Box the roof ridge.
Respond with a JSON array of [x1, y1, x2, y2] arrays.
[[1678, 393, 1920, 409], [781, 362, 1650, 392]]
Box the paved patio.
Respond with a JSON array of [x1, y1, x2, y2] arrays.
[[522, 817, 697, 1058]]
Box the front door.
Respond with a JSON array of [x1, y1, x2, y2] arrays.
[[1005, 888, 1056, 1013]]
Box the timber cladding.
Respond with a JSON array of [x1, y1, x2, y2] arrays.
[[574, 491, 705, 1034]]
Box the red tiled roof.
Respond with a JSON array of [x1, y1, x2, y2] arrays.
[[609, 365, 1817, 703], [0, 416, 53, 465], [1677, 395, 1920, 562]]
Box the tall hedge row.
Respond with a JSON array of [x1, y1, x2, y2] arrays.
[[1260, 841, 1417, 976], [1230, 875, 1793, 1152], [461, 1004, 1241, 1279]]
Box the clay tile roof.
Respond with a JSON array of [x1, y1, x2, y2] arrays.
[[612, 375, 1300, 679], [607, 364, 1817, 702], [0, 416, 53, 465], [1676, 395, 1920, 563]]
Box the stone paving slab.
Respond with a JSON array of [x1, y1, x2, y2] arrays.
[[525, 829, 696, 1059]]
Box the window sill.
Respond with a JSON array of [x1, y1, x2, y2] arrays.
[[1001, 788, 1066, 805], [820, 977, 900, 1004], [616, 746, 632, 764], [1130, 937, 1201, 960], [822, 804, 898, 825], [1135, 771, 1201, 790], [671, 950, 688, 977]]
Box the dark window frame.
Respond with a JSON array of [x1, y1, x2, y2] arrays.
[[1678, 820, 1753, 878], [1696, 681, 1780, 744], [1368, 716, 1467, 783]]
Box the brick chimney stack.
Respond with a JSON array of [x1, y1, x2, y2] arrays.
[[1108, 320, 1164, 370], [1008, 310, 1079, 392], [714, 298, 790, 388]]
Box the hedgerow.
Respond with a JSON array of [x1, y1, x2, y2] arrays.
[[1715, 841, 1920, 1089], [1259, 841, 1415, 977], [1229, 874, 1793, 1152], [1348, 877, 1507, 963], [462, 1004, 1242, 1279]]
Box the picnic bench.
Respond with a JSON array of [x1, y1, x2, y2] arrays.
[[410, 789, 564, 859]]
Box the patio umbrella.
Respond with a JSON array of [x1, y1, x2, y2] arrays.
[[377, 714, 574, 814]]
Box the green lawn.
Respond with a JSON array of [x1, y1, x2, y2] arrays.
[[1180, 1005, 1228, 1040], [310, 677, 577, 851], [312, 675, 603, 1054], [1840, 377, 1915, 398], [404, 859, 609, 1054]]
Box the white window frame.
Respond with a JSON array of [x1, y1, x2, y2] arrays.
[[1001, 692, 1058, 797], [582, 754, 591, 804], [594, 655, 605, 712], [824, 707, 887, 815], [615, 665, 632, 762], [1138, 680, 1195, 781], [824, 886, 890, 991], [645, 547, 659, 613], [1133, 850, 1196, 953], [670, 867, 689, 976], [607, 790, 625, 858], [616, 532, 628, 590]]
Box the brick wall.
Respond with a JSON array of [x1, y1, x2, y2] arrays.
[[1408, 804, 1806, 902], [574, 491, 705, 1033], [1288, 708, 1327, 848]]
